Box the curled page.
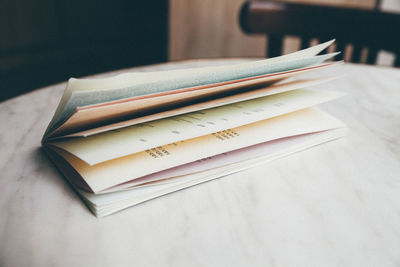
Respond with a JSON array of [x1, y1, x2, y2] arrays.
[[44, 40, 336, 136], [50, 89, 345, 165], [48, 62, 340, 138], [55, 107, 345, 193]]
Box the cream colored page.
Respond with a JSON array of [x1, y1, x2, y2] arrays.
[[57, 107, 344, 193], [51, 89, 345, 165]]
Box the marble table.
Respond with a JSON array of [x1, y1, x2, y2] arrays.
[[1, 60, 400, 267]]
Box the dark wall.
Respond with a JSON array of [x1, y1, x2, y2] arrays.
[[0, 0, 168, 101]]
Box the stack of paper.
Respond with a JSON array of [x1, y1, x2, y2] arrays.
[[42, 40, 346, 217]]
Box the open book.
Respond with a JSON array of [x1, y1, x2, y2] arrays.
[[42, 40, 346, 217]]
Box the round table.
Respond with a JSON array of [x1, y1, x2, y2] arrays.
[[1, 60, 400, 267]]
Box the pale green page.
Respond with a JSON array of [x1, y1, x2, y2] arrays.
[[45, 40, 337, 135]]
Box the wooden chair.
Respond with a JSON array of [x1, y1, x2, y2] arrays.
[[239, 1, 400, 66]]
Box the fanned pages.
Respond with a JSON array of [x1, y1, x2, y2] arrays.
[[49, 89, 344, 166], [42, 40, 347, 217], [50, 62, 340, 138]]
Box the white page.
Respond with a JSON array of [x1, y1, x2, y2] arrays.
[[105, 127, 344, 192], [51, 89, 345, 165], [78, 127, 346, 217], [94, 128, 346, 214], [55, 107, 345, 193]]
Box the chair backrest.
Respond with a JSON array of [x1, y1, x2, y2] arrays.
[[239, 1, 400, 66]]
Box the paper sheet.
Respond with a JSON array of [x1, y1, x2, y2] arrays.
[[48, 62, 339, 137], [54, 107, 345, 192], [79, 127, 347, 217], [51, 89, 345, 165], [44, 40, 336, 135], [105, 128, 344, 192]]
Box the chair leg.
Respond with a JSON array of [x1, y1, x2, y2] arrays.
[[335, 42, 345, 61], [267, 35, 283, 58], [351, 44, 363, 63], [366, 47, 378, 65], [395, 54, 400, 67], [301, 37, 311, 50]]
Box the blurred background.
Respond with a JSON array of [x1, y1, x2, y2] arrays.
[[1, 0, 399, 101]]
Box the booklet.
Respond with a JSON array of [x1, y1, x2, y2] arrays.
[[42, 40, 346, 217]]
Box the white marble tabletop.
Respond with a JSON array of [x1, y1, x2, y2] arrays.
[[1, 60, 400, 267]]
